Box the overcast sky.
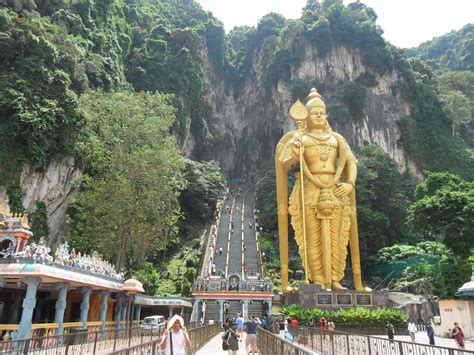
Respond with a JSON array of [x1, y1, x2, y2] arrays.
[[195, 0, 474, 48]]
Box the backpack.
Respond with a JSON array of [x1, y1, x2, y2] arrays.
[[222, 331, 231, 351]]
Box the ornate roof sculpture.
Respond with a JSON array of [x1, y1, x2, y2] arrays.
[[0, 199, 124, 281]]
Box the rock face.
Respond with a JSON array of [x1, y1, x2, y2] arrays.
[[0, 158, 83, 246], [2, 42, 423, 240], [190, 42, 422, 179]]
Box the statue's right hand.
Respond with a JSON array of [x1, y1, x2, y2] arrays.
[[291, 137, 303, 155]]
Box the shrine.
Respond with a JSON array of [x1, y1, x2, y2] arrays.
[[0, 205, 145, 340]]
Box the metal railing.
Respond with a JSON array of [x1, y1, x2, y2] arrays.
[[108, 322, 221, 354], [289, 326, 474, 355], [0, 325, 165, 354], [257, 327, 318, 355]]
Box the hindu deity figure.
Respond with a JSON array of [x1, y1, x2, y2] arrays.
[[275, 88, 370, 292]]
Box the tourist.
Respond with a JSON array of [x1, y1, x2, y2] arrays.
[[222, 321, 240, 355], [159, 315, 191, 355], [451, 322, 465, 349], [426, 322, 435, 345], [408, 321, 417, 342], [236, 313, 245, 336], [261, 316, 268, 330], [327, 320, 335, 331], [386, 322, 395, 343], [320, 318, 327, 331], [278, 318, 287, 338], [244, 315, 258, 354]]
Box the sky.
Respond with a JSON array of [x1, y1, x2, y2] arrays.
[[195, 0, 474, 48]]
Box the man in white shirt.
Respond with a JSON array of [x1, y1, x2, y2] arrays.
[[159, 315, 191, 355], [408, 321, 417, 342]]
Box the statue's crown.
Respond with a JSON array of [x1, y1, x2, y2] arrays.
[[306, 88, 326, 111]]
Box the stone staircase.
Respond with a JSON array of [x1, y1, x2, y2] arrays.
[[227, 192, 244, 276], [212, 199, 231, 277], [243, 188, 260, 276]]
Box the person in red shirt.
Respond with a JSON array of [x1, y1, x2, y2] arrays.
[[291, 319, 297, 327], [320, 318, 327, 331]]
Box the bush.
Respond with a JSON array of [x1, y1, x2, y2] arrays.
[[283, 304, 408, 329]]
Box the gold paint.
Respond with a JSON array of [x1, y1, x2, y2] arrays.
[[276, 88, 371, 293]]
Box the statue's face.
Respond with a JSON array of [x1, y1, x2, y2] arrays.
[[308, 107, 327, 128]]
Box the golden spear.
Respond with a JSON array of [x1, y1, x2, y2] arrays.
[[289, 100, 309, 285]]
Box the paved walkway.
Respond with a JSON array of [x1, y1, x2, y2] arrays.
[[375, 332, 474, 351], [196, 332, 253, 355]]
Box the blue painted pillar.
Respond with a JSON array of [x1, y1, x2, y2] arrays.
[[17, 277, 41, 339], [121, 296, 128, 325], [243, 300, 249, 318], [80, 287, 93, 328], [267, 299, 272, 315], [54, 283, 69, 336], [98, 291, 110, 332], [134, 304, 141, 321], [218, 300, 225, 324], [114, 294, 123, 328], [195, 300, 201, 326]]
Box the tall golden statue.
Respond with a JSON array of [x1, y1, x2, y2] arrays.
[[275, 88, 371, 293]]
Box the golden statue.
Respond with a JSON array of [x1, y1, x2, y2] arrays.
[[275, 88, 371, 293]]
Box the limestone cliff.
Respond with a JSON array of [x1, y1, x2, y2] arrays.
[[191, 42, 421, 179], [0, 158, 83, 245]]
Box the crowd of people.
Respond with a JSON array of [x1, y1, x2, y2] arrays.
[[385, 320, 465, 349]]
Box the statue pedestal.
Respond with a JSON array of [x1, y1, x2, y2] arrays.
[[286, 284, 389, 310]]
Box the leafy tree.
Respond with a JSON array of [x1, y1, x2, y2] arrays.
[[356, 146, 412, 260], [180, 159, 226, 225], [440, 90, 472, 136], [68, 91, 186, 270], [407, 172, 474, 260], [30, 201, 50, 243]]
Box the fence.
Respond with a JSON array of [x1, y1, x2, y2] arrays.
[[0, 325, 168, 354], [289, 326, 474, 355], [108, 322, 220, 354], [257, 327, 318, 355]]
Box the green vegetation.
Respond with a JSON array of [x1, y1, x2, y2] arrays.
[[68, 91, 186, 271], [283, 304, 408, 329], [405, 24, 474, 71], [1, 0, 473, 299], [30, 201, 50, 243]]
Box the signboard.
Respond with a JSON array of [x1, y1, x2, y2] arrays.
[[336, 294, 352, 305], [356, 294, 372, 306], [317, 294, 332, 305]]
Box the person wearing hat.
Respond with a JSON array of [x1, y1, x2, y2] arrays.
[[159, 315, 191, 355]]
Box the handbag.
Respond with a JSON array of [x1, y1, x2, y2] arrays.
[[170, 331, 173, 355], [222, 331, 231, 351]]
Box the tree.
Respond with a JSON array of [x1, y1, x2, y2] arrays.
[[180, 159, 226, 225], [68, 91, 186, 271], [407, 172, 474, 260], [440, 90, 472, 136], [356, 146, 412, 259]]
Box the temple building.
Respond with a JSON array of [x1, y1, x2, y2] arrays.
[[0, 204, 191, 341]]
